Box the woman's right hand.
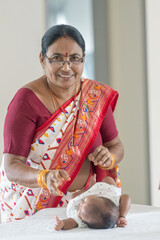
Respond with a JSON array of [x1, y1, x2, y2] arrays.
[[4, 154, 70, 196], [45, 170, 71, 196]]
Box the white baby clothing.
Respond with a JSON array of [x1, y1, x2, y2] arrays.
[[66, 182, 121, 227]]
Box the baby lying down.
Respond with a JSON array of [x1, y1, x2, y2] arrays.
[[54, 176, 131, 230]]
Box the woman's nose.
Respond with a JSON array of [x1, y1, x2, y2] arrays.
[[61, 61, 71, 71]]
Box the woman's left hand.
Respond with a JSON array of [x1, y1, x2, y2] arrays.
[[88, 145, 113, 168]]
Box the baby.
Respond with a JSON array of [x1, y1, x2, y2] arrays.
[[54, 176, 131, 230]]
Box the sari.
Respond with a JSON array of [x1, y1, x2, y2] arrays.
[[0, 78, 121, 223]]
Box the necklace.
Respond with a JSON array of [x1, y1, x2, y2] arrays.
[[48, 81, 77, 120]]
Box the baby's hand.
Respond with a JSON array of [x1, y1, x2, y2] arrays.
[[117, 216, 127, 227], [54, 216, 64, 231]]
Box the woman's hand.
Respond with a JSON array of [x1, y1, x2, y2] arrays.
[[45, 170, 70, 196], [88, 145, 113, 168], [4, 154, 71, 193]]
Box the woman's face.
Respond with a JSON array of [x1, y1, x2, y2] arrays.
[[40, 36, 85, 90]]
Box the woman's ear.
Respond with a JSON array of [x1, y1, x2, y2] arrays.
[[83, 53, 86, 62], [39, 53, 45, 68]]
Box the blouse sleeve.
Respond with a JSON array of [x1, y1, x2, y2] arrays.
[[3, 89, 37, 157], [100, 105, 118, 143]]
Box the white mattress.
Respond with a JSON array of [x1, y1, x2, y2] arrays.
[[0, 204, 160, 240]]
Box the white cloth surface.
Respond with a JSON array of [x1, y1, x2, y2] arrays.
[[66, 182, 121, 227], [0, 204, 160, 240]]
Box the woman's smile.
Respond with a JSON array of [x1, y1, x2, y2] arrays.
[[58, 73, 74, 80]]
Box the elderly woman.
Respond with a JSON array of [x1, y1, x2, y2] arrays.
[[0, 24, 124, 223]]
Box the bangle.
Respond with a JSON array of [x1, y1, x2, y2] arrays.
[[107, 153, 115, 169], [37, 170, 45, 188], [37, 170, 50, 189], [41, 170, 49, 189], [98, 153, 115, 170], [119, 216, 126, 219]]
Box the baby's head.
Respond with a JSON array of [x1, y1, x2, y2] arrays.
[[78, 195, 119, 229]]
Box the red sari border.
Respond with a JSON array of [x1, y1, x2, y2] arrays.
[[32, 79, 120, 211]]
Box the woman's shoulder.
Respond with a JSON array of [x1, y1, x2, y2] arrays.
[[83, 78, 112, 89], [8, 77, 45, 110], [13, 76, 45, 100], [10, 87, 37, 105], [23, 75, 46, 94]]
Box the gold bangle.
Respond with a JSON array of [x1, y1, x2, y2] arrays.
[[98, 153, 115, 170], [37, 170, 45, 188], [41, 170, 50, 189], [37, 170, 50, 189], [107, 153, 115, 169]]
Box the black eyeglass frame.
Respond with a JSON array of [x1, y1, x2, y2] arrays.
[[45, 54, 84, 65]]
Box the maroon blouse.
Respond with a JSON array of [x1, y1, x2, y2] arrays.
[[3, 88, 118, 157]]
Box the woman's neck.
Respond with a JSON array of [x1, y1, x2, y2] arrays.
[[46, 78, 81, 102]]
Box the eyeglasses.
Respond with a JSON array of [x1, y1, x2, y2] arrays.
[[45, 54, 84, 67]]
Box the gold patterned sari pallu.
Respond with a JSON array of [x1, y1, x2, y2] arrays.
[[33, 78, 121, 213]]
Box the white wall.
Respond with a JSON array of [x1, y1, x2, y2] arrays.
[[145, 0, 160, 207], [46, 0, 95, 80], [0, 0, 45, 158], [1, 0, 157, 207], [103, 0, 150, 205]]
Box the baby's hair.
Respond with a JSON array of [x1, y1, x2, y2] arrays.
[[84, 197, 119, 229]]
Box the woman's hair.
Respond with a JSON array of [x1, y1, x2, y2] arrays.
[[41, 24, 85, 56], [84, 198, 119, 229]]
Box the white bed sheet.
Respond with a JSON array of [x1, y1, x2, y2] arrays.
[[0, 204, 160, 240]]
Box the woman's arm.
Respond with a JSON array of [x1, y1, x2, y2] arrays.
[[88, 135, 124, 169], [103, 136, 124, 166], [4, 153, 70, 195], [88, 105, 124, 169], [4, 153, 39, 187]]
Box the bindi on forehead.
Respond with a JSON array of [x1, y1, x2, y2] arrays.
[[65, 53, 68, 57]]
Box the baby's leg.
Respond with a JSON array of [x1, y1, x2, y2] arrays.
[[89, 173, 96, 187], [102, 176, 117, 187]]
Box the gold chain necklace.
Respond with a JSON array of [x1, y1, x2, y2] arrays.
[[48, 82, 77, 120]]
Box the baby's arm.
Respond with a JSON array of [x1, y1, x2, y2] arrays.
[[54, 216, 78, 231], [117, 194, 131, 227]]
